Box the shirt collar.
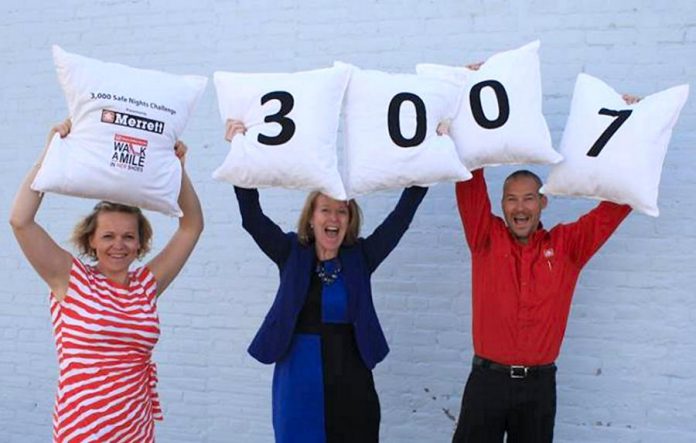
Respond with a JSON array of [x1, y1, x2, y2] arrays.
[[508, 221, 546, 246]]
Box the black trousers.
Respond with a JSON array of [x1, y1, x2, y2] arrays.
[[452, 362, 557, 443]]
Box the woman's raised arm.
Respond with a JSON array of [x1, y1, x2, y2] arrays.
[[9, 120, 73, 299]]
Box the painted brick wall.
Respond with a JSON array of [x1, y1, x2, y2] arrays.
[[1, 1, 694, 441]]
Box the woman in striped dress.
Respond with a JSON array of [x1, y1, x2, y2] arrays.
[[9, 120, 204, 442]]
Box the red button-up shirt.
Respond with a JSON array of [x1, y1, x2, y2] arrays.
[[456, 169, 631, 366]]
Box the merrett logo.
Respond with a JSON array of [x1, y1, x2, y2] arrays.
[[101, 110, 165, 134]]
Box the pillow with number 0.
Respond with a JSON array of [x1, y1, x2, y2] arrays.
[[416, 40, 561, 169], [213, 65, 350, 200], [339, 62, 471, 197], [31, 45, 207, 217], [541, 73, 689, 217]]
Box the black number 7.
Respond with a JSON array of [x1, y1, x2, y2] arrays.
[[586, 108, 633, 157]]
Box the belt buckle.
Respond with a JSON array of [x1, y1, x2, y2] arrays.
[[510, 365, 528, 379]]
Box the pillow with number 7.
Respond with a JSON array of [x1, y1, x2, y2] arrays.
[[541, 73, 689, 217], [213, 65, 350, 200]]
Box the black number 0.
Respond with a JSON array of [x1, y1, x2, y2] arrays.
[[469, 80, 510, 129], [586, 108, 632, 157], [257, 91, 296, 146], [388, 92, 427, 148]]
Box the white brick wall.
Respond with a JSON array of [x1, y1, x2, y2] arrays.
[[1, 1, 695, 441]]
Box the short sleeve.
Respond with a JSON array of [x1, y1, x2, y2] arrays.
[[134, 266, 158, 303]]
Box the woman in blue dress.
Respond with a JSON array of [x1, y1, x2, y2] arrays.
[[226, 120, 428, 442]]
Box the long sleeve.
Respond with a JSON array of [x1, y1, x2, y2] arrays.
[[234, 186, 292, 266], [557, 200, 632, 267], [455, 169, 495, 252], [362, 186, 428, 273]]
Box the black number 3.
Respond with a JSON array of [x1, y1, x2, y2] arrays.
[[586, 108, 632, 157], [257, 91, 296, 146]]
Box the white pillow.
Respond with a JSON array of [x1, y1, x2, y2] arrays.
[[416, 40, 561, 169], [213, 65, 350, 200], [339, 62, 471, 197], [32, 46, 207, 217], [541, 73, 689, 217]]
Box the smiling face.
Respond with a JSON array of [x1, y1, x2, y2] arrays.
[[310, 194, 350, 260], [501, 175, 547, 244], [89, 211, 141, 281]]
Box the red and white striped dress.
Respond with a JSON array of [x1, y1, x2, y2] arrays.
[[50, 258, 162, 442]]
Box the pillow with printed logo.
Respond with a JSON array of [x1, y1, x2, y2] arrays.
[[339, 62, 471, 197], [541, 73, 689, 217], [31, 46, 207, 217], [213, 65, 350, 200], [416, 40, 561, 169]]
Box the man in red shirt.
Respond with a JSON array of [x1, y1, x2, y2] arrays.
[[451, 166, 631, 442]]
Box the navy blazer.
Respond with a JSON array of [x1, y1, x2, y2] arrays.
[[235, 186, 427, 369]]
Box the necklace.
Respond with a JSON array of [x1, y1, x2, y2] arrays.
[[315, 258, 342, 285]]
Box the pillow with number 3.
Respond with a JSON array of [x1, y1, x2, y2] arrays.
[[416, 40, 561, 169], [542, 73, 689, 216], [213, 65, 350, 200]]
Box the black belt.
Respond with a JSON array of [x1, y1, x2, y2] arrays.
[[472, 355, 556, 379]]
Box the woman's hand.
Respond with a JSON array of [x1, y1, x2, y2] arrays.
[[45, 118, 72, 147], [224, 119, 247, 142], [174, 140, 187, 166]]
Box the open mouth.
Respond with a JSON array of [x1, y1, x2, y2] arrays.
[[325, 226, 340, 238], [512, 215, 530, 226]]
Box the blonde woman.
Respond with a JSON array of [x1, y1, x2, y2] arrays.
[[9, 120, 203, 442], [226, 120, 428, 442]]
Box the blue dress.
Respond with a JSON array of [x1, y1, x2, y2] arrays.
[[272, 259, 380, 443]]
